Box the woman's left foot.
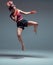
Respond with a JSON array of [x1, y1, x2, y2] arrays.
[[22, 45, 25, 51]]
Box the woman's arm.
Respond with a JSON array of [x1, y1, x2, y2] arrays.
[[19, 9, 37, 15], [20, 10, 31, 14], [10, 13, 17, 21]]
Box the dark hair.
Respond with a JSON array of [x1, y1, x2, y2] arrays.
[[9, 6, 14, 11]]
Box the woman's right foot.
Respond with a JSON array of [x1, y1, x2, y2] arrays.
[[34, 24, 38, 33]]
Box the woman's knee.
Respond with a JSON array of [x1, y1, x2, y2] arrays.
[[28, 21, 38, 26], [17, 33, 21, 38], [35, 22, 38, 25], [17, 28, 23, 37]]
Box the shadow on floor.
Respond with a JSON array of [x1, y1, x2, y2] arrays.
[[0, 54, 47, 59]]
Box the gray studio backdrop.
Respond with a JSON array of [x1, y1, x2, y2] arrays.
[[0, 0, 53, 51]]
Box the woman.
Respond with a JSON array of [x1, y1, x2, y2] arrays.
[[6, 1, 38, 51]]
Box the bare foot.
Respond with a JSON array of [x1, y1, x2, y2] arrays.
[[22, 45, 25, 51]]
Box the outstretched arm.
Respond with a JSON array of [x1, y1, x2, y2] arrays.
[[20, 10, 37, 15]]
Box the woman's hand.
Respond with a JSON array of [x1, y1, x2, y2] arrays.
[[30, 10, 37, 14]]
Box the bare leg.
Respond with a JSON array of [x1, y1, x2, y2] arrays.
[[28, 21, 38, 32], [17, 28, 25, 51]]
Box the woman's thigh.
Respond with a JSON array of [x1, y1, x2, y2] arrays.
[[17, 28, 23, 36], [27, 21, 38, 26]]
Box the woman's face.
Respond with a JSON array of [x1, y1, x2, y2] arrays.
[[6, 1, 13, 7], [7, 1, 16, 12]]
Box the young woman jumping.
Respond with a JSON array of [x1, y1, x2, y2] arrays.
[[6, 1, 38, 51]]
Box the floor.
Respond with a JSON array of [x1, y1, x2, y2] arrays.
[[0, 50, 53, 65]]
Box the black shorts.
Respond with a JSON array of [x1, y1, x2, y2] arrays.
[[16, 19, 28, 30]]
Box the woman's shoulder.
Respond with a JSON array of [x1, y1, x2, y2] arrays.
[[16, 8, 21, 12]]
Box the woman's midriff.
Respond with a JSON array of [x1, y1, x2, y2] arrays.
[[16, 13, 23, 22]]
